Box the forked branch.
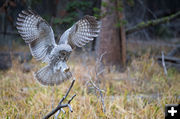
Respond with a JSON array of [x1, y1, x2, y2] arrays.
[[43, 78, 76, 119], [86, 52, 107, 113]]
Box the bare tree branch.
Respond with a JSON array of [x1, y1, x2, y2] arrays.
[[87, 74, 105, 93], [95, 52, 107, 76], [43, 78, 76, 119], [86, 74, 106, 113], [86, 52, 107, 113], [98, 52, 107, 62], [161, 52, 168, 76], [126, 11, 180, 35], [95, 52, 107, 113]]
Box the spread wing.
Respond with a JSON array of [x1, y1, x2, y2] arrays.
[[59, 15, 100, 48], [16, 10, 56, 63]]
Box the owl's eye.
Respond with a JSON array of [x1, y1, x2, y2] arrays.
[[61, 52, 66, 56]]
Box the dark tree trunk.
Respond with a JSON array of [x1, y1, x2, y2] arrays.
[[97, 0, 126, 71], [116, 0, 126, 69]]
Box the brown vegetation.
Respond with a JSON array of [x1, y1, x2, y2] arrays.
[[0, 53, 179, 119]]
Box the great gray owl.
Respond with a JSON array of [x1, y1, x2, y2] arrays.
[[16, 10, 100, 86]]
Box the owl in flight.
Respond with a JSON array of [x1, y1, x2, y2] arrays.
[[16, 10, 100, 86]]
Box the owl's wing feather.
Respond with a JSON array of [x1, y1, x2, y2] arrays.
[[59, 15, 100, 48], [35, 64, 72, 86], [16, 10, 56, 63]]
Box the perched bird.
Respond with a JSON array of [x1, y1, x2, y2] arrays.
[[16, 10, 100, 86]]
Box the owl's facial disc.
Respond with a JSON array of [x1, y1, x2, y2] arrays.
[[59, 50, 71, 61]]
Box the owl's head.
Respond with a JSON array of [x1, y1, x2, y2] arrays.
[[56, 44, 72, 61]]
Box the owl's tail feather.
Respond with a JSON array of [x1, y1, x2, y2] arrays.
[[34, 65, 72, 86], [34, 65, 53, 86]]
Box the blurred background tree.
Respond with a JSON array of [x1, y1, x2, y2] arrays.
[[97, 0, 126, 71]]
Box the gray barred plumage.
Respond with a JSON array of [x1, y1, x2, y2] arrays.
[[16, 10, 100, 86]]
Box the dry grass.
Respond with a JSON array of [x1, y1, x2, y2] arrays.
[[0, 53, 180, 119]]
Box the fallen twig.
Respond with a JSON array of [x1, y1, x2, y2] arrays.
[[43, 78, 76, 119]]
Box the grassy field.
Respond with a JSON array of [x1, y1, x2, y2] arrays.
[[0, 53, 180, 119]]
